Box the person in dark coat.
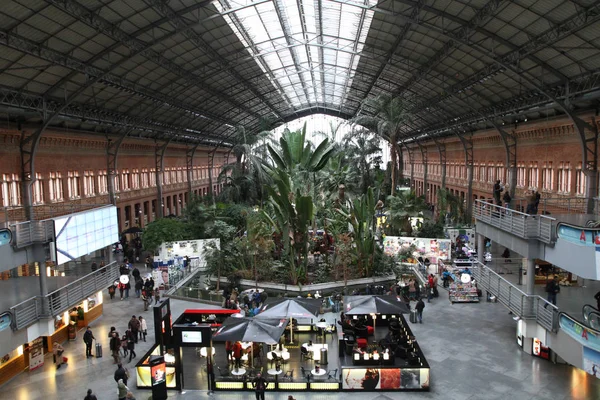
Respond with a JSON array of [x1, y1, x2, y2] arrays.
[[84, 389, 98, 400], [134, 278, 143, 298], [252, 372, 269, 400], [544, 276, 560, 307], [493, 180, 503, 205], [114, 363, 128, 386], [126, 330, 136, 362], [110, 331, 121, 364], [83, 326, 95, 358], [128, 316, 140, 343], [415, 298, 425, 323]]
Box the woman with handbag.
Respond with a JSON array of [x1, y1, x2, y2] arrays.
[[53, 342, 65, 370]]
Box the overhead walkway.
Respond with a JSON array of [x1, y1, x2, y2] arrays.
[[474, 199, 600, 280]]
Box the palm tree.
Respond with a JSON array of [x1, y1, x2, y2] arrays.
[[353, 95, 411, 195], [342, 128, 382, 194], [385, 191, 429, 236]]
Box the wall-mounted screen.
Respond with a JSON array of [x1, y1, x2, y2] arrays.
[[53, 206, 118, 265], [181, 331, 202, 343]]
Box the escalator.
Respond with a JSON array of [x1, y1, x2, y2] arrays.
[[582, 304, 600, 330]]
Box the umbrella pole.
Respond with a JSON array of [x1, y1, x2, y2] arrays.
[[289, 320, 294, 344]]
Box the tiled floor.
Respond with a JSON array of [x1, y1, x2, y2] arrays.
[[3, 251, 600, 400]]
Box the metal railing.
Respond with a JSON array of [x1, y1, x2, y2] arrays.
[[472, 261, 559, 332], [47, 261, 119, 316], [1, 202, 112, 225], [510, 196, 600, 216], [473, 200, 556, 244], [9, 296, 42, 331], [10, 220, 55, 248]]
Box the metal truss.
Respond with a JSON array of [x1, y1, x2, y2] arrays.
[[0, 86, 228, 147], [0, 30, 234, 128], [45, 0, 260, 119], [416, 142, 428, 198], [145, 0, 283, 120]]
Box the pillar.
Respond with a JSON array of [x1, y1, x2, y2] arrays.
[[526, 258, 536, 295], [477, 234, 485, 264]]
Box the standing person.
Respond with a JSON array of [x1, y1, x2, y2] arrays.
[[493, 180, 503, 206], [251, 372, 269, 400], [142, 289, 149, 311], [117, 379, 129, 400], [534, 190, 541, 214], [121, 334, 129, 358], [110, 331, 121, 364], [128, 315, 140, 343], [415, 298, 425, 323], [427, 275, 434, 303], [595, 290, 600, 311], [108, 282, 116, 300], [154, 287, 161, 304], [132, 266, 140, 282], [432, 274, 439, 297], [139, 316, 147, 342], [125, 279, 131, 299], [53, 342, 65, 370], [544, 276, 560, 307], [225, 341, 234, 363], [119, 281, 125, 301], [84, 388, 98, 400], [91, 262, 98, 272], [408, 279, 416, 300], [502, 190, 512, 209], [127, 330, 137, 362], [83, 326, 95, 358], [232, 341, 243, 369], [526, 190, 537, 214]]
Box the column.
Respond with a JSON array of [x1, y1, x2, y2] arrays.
[[526, 258, 536, 295], [477, 234, 485, 264]]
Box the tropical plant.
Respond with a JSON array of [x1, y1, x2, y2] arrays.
[[267, 122, 335, 197], [436, 188, 465, 224], [263, 169, 314, 285], [385, 191, 429, 236], [342, 128, 382, 194], [337, 187, 377, 277], [141, 218, 189, 253], [353, 95, 411, 195]]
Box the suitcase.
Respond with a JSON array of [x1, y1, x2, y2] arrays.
[[95, 342, 102, 358], [410, 309, 417, 323]]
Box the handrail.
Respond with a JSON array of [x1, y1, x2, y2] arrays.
[[582, 304, 599, 325], [587, 311, 600, 331], [473, 199, 556, 244], [9, 296, 41, 331], [47, 261, 118, 316], [472, 261, 559, 332]]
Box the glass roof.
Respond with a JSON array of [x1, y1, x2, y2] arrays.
[[215, 0, 377, 110]]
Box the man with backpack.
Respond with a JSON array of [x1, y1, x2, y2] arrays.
[[415, 298, 425, 323], [83, 326, 95, 358]]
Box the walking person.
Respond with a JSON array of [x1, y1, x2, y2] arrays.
[[117, 379, 129, 400], [432, 274, 439, 297], [128, 315, 140, 343], [114, 362, 128, 386], [139, 316, 147, 342], [154, 287, 161, 304], [83, 326, 95, 358], [544, 276, 560, 307], [134, 278, 143, 298], [110, 331, 121, 364], [121, 334, 129, 358], [53, 342, 65, 370], [427, 275, 434, 303], [84, 389, 98, 400], [119, 281, 125, 301], [251, 372, 269, 400], [502, 190, 512, 209], [415, 298, 425, 323], [127, 329, 137, 362]]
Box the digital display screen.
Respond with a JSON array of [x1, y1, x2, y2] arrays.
[[151, 363, 166, 386], [181, 331, 202, 343], [53, 206, 118, 265]]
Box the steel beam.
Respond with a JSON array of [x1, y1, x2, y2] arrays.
[[455, 131, 474, 223], [155, 138, 173, 219], [416, 142, 428, 201], [432, 138, 446, 191], [186, 144, 200, 201]]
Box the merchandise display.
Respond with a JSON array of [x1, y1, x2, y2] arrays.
[[448, 282, 480, 304]]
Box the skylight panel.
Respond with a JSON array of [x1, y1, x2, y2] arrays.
[[216, 0, 376, 110]]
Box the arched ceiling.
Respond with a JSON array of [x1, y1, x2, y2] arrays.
[[0, 0, 599, 146]]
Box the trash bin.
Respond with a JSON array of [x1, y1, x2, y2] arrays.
[[320, 348, 328, 365]]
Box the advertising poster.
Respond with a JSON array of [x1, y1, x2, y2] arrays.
[[583, 347, 600, 378], [342, 368, 429, 390], [151, 362, 166, 386], [383, 236, 451, 262], [29, 337, 44, 371]]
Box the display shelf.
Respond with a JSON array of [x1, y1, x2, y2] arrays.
[[448, 283, 479, 304]]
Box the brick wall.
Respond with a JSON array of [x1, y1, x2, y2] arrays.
[[0, 127, 229, 230]]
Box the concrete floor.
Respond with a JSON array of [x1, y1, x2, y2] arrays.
[[2, 274, 600, 400]]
